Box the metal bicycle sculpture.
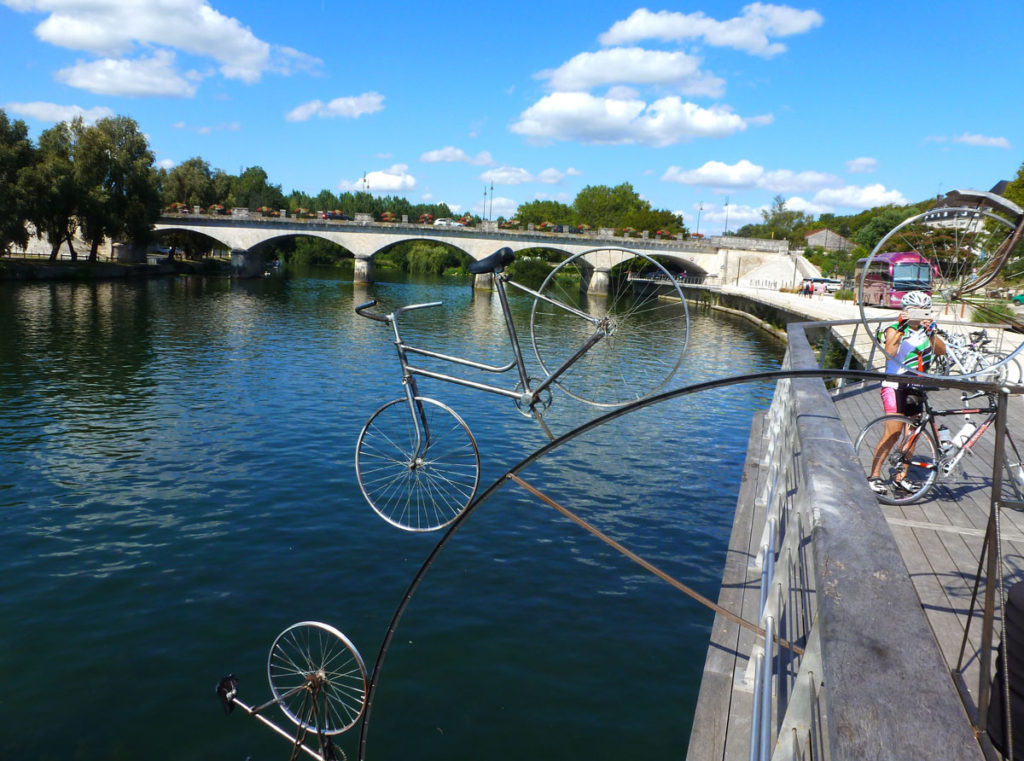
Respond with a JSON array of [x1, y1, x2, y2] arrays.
[[353, 246, 690, 532], [216, 621, 368, 761], [857, 188, 1024, 381]]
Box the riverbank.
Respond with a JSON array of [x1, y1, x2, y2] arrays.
[[0, 257, 232, 281]]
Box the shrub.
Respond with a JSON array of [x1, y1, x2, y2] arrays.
[[507, 256, 552, 289], [834, 288, 855, 301]]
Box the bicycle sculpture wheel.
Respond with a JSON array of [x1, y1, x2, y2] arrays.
[[216, 620, 367, 761], [356, 397, 481, 532], [268, 621, 368, 735], [856, 189, 1024, 381], [529, 250, 690, 407], [854, 415, 938, 504]]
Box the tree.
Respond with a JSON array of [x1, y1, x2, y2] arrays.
[[514, 199, 574, 226], [231, 166, 284, 210], [163, 157, 215, 209], [1003, 161, 1024, 210], [71, 117, 113, 262], [0, 109, 35, 256], [22, 122, 78, 260], [95, 116, 161, 254]]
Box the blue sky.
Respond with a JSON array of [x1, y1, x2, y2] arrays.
[[2, 0, 1022, 234]]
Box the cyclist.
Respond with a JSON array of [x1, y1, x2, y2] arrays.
[[867, 290, 947, 494]]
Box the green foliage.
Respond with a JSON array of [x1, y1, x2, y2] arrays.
[[972, 300, 1016, 324], [507, 256, 553, 289], [834, 289, 855, 301], [377, 241, 469, 275], [0, 110, 34, 255], [278, 237, 347, 266]]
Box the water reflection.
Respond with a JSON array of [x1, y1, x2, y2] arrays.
[[0, 271, 784, 761]]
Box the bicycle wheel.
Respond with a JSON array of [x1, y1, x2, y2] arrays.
[[857, 197, 1024, 380], [529, 250, 689, 407], [854, 414, 939, 504], [1003, 432, 1024, 504], [267, 621, 367, 736], [355, 396, 480, 532]]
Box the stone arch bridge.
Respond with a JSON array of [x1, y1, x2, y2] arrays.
[[152, 215, 812, 292]]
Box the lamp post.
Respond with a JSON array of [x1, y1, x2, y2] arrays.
[[696, 201, 703, 237], [724, 196, 730, 235], [489, 181, 493, 221]]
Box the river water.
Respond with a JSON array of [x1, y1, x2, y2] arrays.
[[0, 269, 784, 760]]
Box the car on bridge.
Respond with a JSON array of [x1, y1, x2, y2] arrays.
[[321, 211, 351, 220], [433, 218, 464, 227]]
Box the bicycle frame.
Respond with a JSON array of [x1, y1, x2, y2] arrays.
[[360, 272, 612, 460], [899, 391, 1001, 480]]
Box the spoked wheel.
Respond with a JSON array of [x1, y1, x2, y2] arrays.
[[355, 396, 480, 532], [854, 414, 939, 505], [529, 250, 690, 407], [857, 196, 1024, 381], [1003, 432, 1024, 505], [267, 621, 368, 736]]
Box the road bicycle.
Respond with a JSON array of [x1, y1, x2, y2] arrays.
[[354, 246, 690, 532], [932, 328, 1023, 384], [856, 188, 1024, 381], [216, 621, 368, 761], [853, 387, 1024, 505]]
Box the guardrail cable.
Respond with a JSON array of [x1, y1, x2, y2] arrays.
[[507, 472, 804, 656]]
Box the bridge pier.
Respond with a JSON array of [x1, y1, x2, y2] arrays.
[[354, 256, 374, 285], [473, 273, 494, 290], [586, 268, 611, 296], [230, 248, 263, 278]]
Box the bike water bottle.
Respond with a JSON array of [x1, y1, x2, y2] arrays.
[[937, 425, 954, 454], [953, 419, 978, 449]]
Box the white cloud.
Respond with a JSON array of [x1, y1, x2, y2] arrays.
[[566, 167, 583, 176], [285, 92, 384, 122], [156, 158, 175, 170], [537, 47, 724, 97], [846, 157, 877, 173], [5, 100, 113, 124], [662, 159, 839, 194], [698, 202, 763, 231], [759, 169, 840, 193], [511, 92, 749, 146], [7, 0, 320, 87], [338, 164, 416, 192], [952, 132, 1012, 149], [783, 195, 833, 216], [481, 166, 534, 185], [473, 196, 517, 218], [536, 168, 566, 183], [812, 184, 907, 209], [599, 4, 824, 57], [56, 50, 198, 96], [662, 159, 764, 187], [419, 146, 493, 165]]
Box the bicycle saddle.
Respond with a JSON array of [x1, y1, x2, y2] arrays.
[[468, 247, 516, 274]]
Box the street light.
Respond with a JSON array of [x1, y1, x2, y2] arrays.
[[696, 201, 703, 237], [724, 196, 730, 235]]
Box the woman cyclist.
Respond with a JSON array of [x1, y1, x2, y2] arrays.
[[867, 290, 947, 495]]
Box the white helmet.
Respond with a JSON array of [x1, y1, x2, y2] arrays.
[[901, 290, 932, 309]]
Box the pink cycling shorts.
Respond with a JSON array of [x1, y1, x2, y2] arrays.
[[880, 386, 898, 415]]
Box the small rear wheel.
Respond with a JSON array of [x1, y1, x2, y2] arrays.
[[267, 621, 367, 736], [356, 397, 480, 531], [854, 414, 938, 504], [529, 250, 689, 407]]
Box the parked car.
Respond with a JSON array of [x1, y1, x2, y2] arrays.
[[1012, 294, 1024, 305], [321, 211, 351, 220], [434, 218, 454, 227]]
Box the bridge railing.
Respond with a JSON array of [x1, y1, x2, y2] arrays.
[[744, 320, 983, 761]]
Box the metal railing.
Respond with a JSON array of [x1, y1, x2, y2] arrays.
[[742, 320, 989, 761]]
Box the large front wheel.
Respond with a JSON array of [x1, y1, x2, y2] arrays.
[[854, 414, 938, 505], [528, 250, 689, 407], [356, 397, 480, 531]]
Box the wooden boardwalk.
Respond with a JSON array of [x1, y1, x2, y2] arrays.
[[687, 379, 1024, 761], [832, 382, 1024, 704]]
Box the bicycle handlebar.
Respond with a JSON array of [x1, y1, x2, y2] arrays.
[[355, 300, 389, 323], [355, 299, 445, 324]]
